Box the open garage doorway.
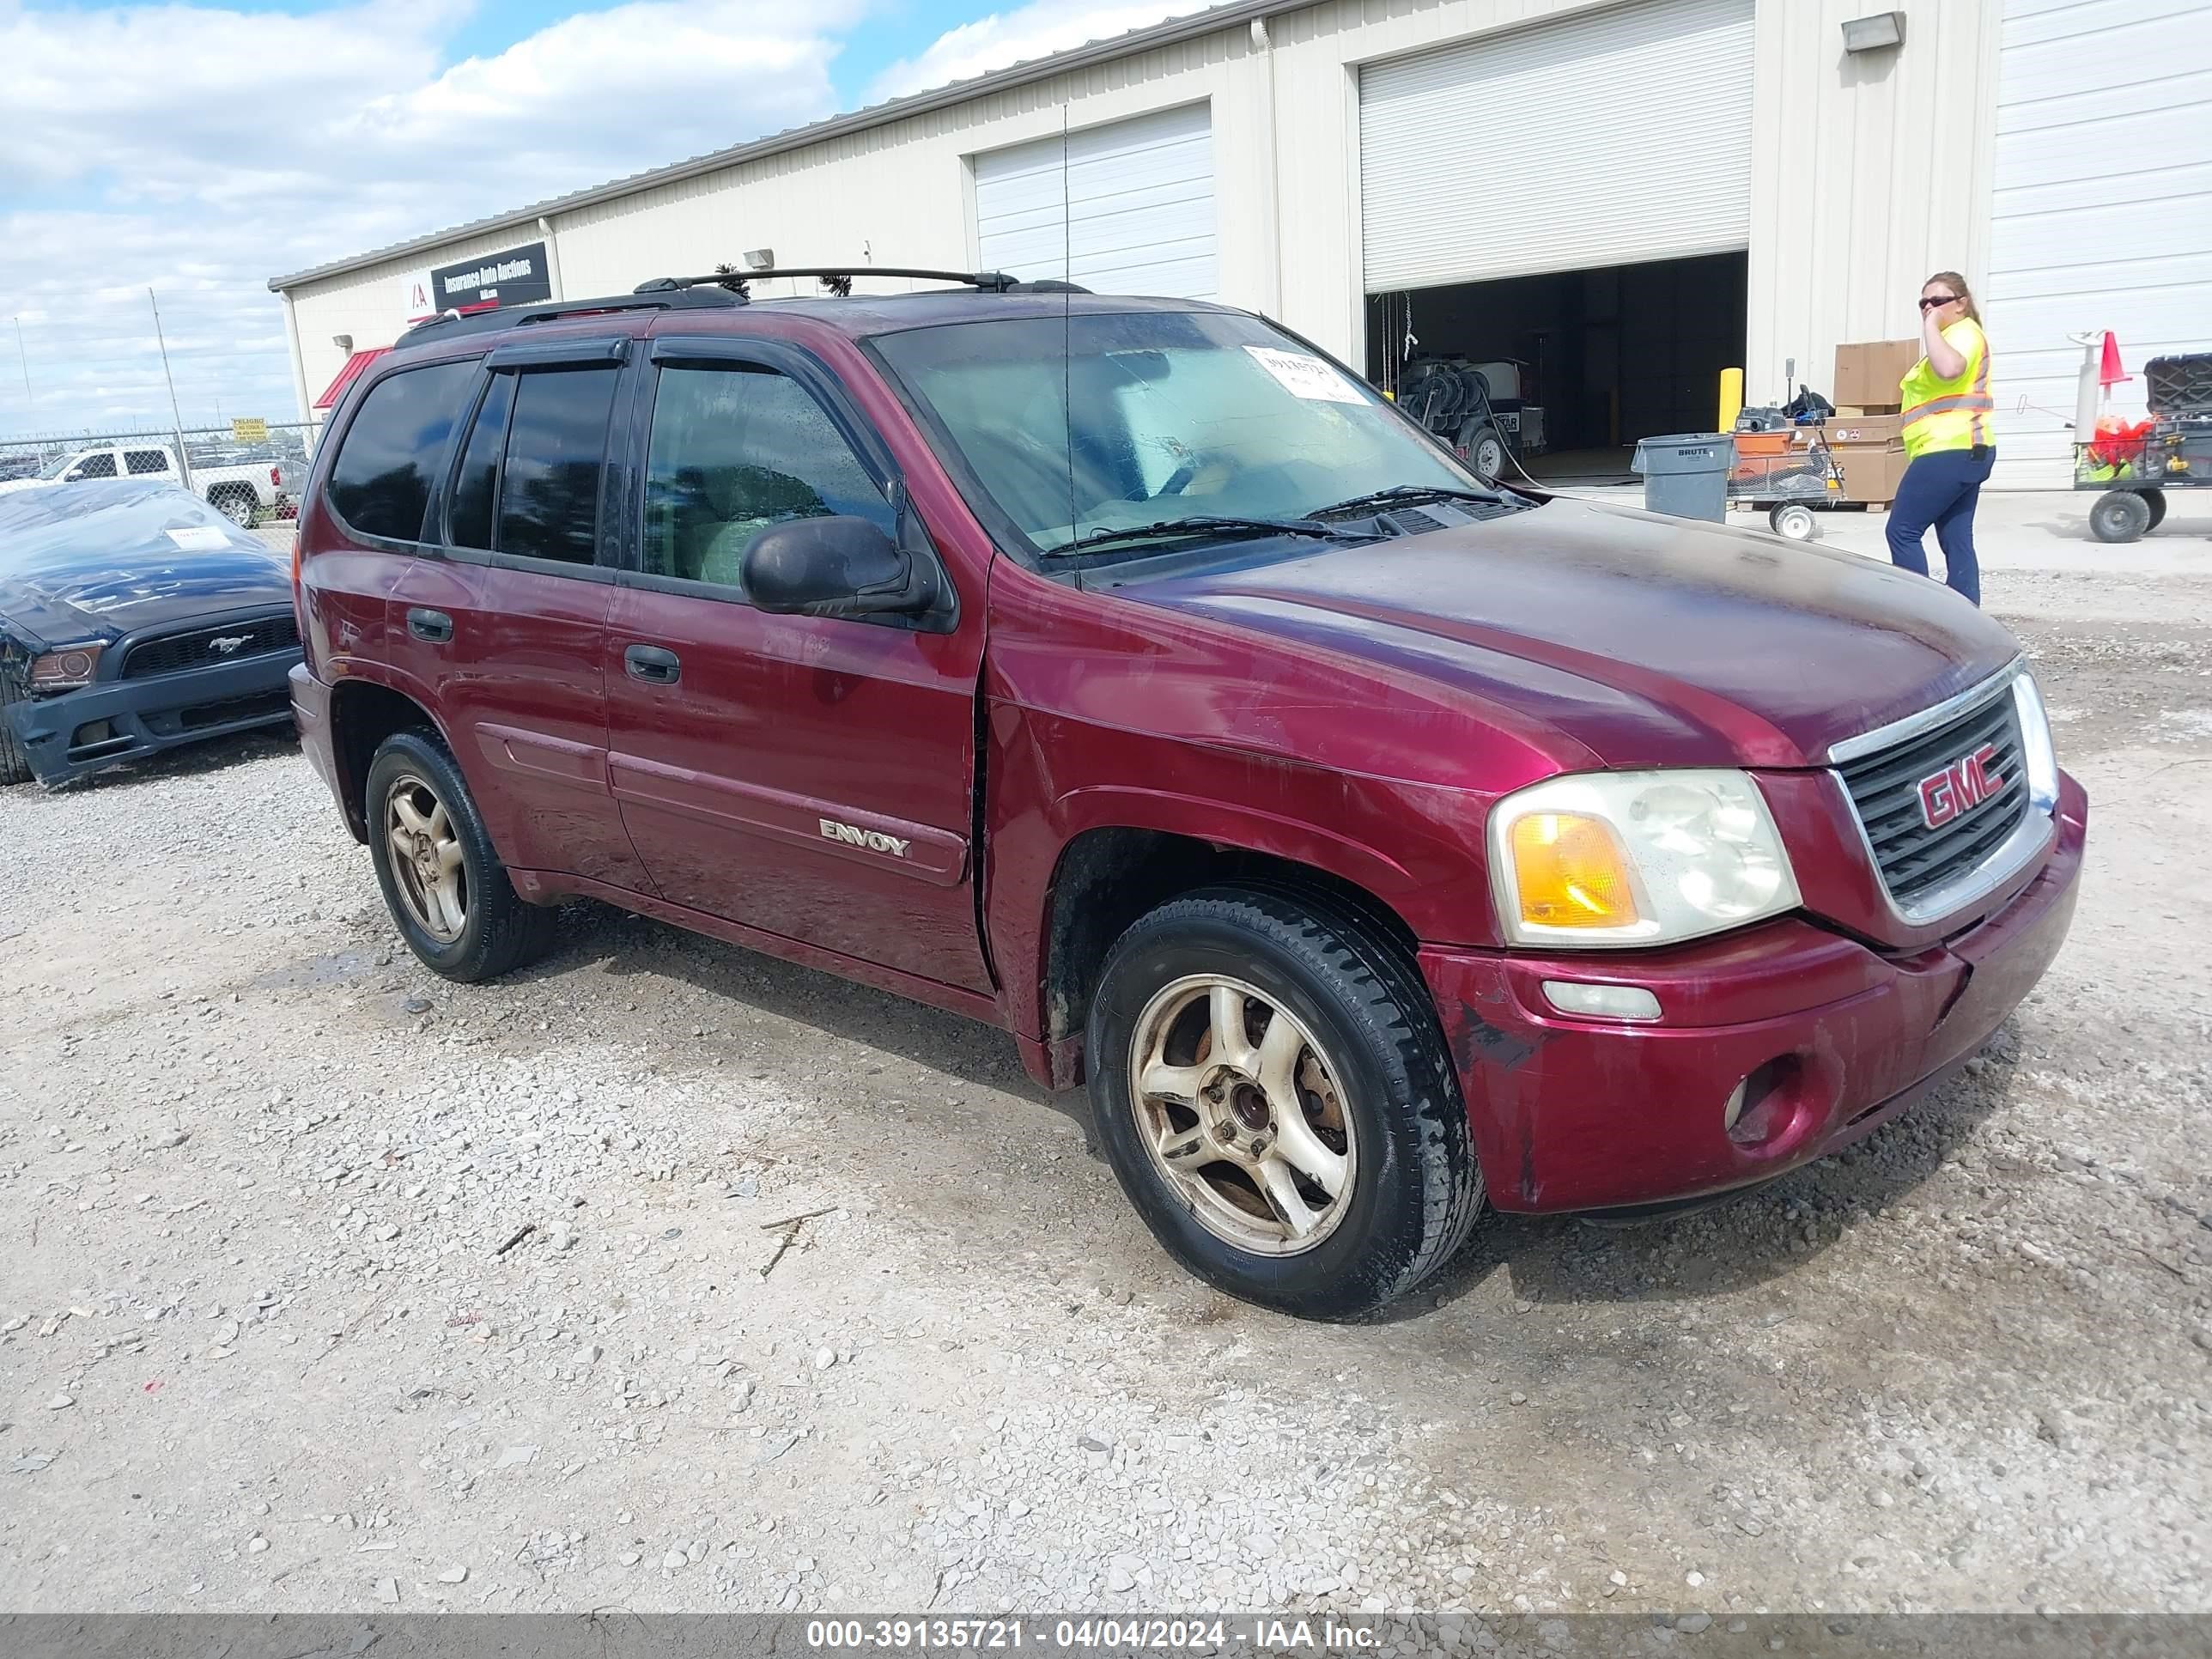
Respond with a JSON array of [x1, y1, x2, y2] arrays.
[[1364, 250, 1747, 485]]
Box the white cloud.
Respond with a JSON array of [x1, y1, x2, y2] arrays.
[[866, 0, 1208, 102], [0, 0, 858, 439]]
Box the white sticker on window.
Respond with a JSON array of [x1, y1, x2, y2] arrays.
[[166, 526, 230, 551], [1243, 345, 1365, 404]]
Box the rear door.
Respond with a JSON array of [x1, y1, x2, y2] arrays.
[[389, 338, 651, 891], [602, 333, 989, 991]]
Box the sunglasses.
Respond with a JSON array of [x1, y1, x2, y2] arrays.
[[1919, 295, 1962, 311]]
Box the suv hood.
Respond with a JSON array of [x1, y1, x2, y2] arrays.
[[0, 480, 289, 648], [1120, 498, 2021, 770]]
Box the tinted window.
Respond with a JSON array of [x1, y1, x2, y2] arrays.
[[642, 365, 891, 589], [495, 368, 617, 566], [124, 449, 170, 476], [328, 360, 476, 542], [447, 374, 515, 551], [70, 452, 118, 480]]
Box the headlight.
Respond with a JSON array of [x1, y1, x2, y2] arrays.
[[2010, 671, 2060, 812], [28, 642, 104, 690], [1489, 769, 1802, 947]]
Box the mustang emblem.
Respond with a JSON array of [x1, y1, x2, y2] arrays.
[[206, 635, 251, 655]]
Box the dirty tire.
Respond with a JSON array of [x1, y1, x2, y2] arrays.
[[0, 659, 32, 785], [364, 729, 556, 982], [1086, 885, 1483, 1320], [2089, 489, 2152, 544]]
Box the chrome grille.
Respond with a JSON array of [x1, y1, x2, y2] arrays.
[[1838, 683, 2029, 907]]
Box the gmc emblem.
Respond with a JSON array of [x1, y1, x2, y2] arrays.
[[1917, 743, 2004, 830]]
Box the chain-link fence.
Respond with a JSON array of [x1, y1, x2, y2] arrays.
[[0, 421, 317, 525]]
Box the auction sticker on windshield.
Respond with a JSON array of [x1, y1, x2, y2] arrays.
[[1243, 345, 1364, 404]]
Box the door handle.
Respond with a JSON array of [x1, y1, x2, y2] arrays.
[[623, 643, 682, 685], [406, 607, 454, 643]]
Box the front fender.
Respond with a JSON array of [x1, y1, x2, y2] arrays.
[[983, 699, 1501, 1045]]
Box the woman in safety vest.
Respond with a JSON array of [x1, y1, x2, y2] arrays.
[[1885, 271, 1996, 605]]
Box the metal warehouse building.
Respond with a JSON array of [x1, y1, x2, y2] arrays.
[[270, 0, 2212, 488]]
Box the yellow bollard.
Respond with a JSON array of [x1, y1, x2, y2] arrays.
[[1718, 368, 1744, 434]]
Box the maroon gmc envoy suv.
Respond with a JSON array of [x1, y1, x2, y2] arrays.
[[289, 272, 2087, 1318]]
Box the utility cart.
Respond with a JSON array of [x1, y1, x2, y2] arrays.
[[1727, 427, 1842, 540], [2079, 351, 2212, 544]]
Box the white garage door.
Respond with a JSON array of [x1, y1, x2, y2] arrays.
[[1984, 0, 2212, 487], [1359, 0, 1755, 292], [973, 103, 1216, 300]]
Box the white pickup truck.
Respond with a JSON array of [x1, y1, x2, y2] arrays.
[[0, 440, 292, 526]]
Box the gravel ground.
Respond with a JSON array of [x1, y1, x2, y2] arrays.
[[0, 536, 2206, 1621]]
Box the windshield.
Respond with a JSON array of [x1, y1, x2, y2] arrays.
[[873, 309, 1481, 556], [36, 452, 76, 480]]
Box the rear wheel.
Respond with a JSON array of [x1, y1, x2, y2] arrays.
[[365, 730, 556, 981], [209, 488, 256, 527], [1085, 886, 1483, 1319], [2144, 489, 2167, 531], [2090, 489, 2153, 544]]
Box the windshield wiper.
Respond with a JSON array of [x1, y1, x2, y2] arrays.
[[1038, 514, 1352, 558], [1307, 483, 1519, 519]]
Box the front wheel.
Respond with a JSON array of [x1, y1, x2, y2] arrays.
[[2089, 489, 2153, 544], [1769, 501, 1820, 541], [365, 730, 557, 981], [1085, 887, 1483, 1319]]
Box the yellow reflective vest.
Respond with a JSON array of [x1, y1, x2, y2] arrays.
[[1899, 319, 1994, 459]]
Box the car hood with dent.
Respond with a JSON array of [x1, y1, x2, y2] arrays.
[[0, 479, 289, 650], [1116, 497, 2023, 771]]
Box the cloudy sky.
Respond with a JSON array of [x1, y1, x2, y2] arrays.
[[0, 0, 1204, 441]]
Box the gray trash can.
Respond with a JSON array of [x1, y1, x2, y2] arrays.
[[1631, 433, 1736, 522]]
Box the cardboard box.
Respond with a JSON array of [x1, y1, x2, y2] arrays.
[[1833, 339, 1921, 409], [1832, 443, 1907, 505], [1826, 412, 1906, 446]]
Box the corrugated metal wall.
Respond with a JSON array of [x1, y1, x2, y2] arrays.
[[288, 0, 2025, 468], [1984, 0, 2212, 487]]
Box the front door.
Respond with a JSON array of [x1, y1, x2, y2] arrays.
[[603, 337, 990, 993]]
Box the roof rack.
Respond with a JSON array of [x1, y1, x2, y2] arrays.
[[398, 284, 742, 344], [636, 267, 1025, 297]]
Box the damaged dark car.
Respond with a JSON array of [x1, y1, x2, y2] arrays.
[[0, 479, 302, 786]]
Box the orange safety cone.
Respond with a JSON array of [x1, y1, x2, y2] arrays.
[[2099, 331, 2130, 388]]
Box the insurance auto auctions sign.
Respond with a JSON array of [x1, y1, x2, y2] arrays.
[[427, 241, 553, 313]]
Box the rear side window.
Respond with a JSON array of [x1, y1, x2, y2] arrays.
[[496, 368, 617, 565], [124, 449, 169, 476], [327, 360, 476, 543]]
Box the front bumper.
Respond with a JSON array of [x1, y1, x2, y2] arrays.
[[1422, 771, 2087, 1213], [6, 649, 301, 785]]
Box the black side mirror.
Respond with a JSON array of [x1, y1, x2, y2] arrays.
[[743, 515, 933, 619]]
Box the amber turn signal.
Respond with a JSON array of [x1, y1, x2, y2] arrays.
[[1509, 811, 1640, 928]]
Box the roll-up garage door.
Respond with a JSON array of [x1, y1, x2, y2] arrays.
[[974, 103, 1216, 300], [1984, 0, 2212, 486], [1359, 0, 1755, 293]]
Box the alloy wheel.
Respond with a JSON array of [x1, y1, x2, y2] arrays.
[[1127, 975, 1358, 1255], [383, 774, 467, 943]]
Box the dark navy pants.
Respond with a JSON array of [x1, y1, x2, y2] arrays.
[[1886, 445, 1994, 606]]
